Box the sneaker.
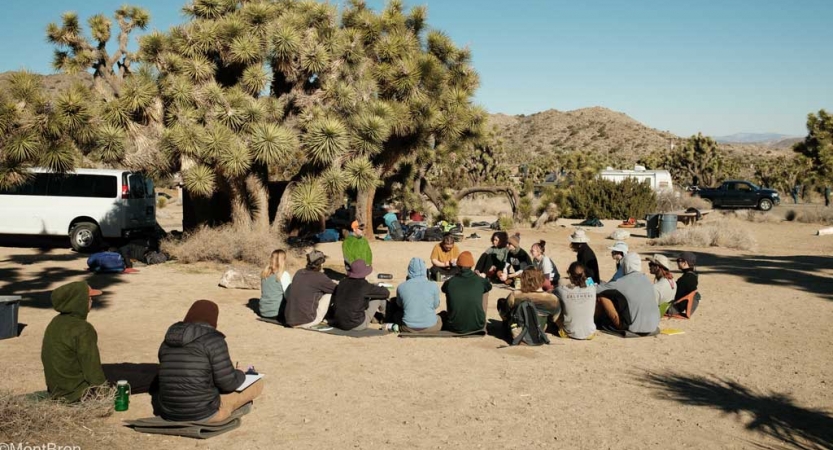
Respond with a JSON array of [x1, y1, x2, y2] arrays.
[[382, 323, 399, 333]]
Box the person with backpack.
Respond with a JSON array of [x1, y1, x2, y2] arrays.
[[441, 251, 492, 333], [497, 233, 533, 286], [428, 233, 461, 281], [499, 269, 561, 321], [330, 260, 390, 331], [474, 231, 509, 282], [594, 252, 660, 335], [392, 257, 442, 333], [554, 262, 597, 340], [342, 221, 372, 271], [569, 229, 600, 284], [530, 240, 560, 292], [259, 249, 292, 322]]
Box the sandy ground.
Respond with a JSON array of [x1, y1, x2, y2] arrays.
[[2, 205, 833, 449]]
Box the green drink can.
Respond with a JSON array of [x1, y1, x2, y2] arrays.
[[115, 380, 130, 412]]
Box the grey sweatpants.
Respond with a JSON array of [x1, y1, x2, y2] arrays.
[[351, 299, 387, 331]]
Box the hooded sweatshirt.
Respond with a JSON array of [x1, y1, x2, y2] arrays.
[[41, 281, 106, 402], [595, 253, 660, 333], [442, 268, 492, 333], [342, 234, 373, 266], [155, 321, 246, 422], [396, 258, 441, 329]]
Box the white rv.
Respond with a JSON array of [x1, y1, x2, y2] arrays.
[[0, 168, 156, 251], [599, 166, 673, 192]]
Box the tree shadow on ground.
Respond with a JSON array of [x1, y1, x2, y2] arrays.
[[653, 250, 833, 301], [640, 371, 833, 450]]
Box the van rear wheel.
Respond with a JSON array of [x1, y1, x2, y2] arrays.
[[70, 222, 100, 252]]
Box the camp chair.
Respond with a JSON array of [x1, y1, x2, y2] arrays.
[[664, 290, 699, 319]]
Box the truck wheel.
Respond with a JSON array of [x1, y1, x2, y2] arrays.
[[70, 222, 100, 252], [758, 198, 773, 212]]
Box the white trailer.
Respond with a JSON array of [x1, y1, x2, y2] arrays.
[[599, 165, 673, 192]]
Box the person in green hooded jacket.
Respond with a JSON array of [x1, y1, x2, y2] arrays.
[[41, 281, 107, 402], [342, 220, 372, 271]]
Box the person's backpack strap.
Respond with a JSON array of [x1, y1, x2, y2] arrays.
[[511, 301, 550, 346]]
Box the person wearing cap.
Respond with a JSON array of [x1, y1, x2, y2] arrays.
[[497, 233, 533, 285], [429, 233, 462, 281], [342, 220, 372, 271], [607, 241, 628, 282], [285, 251, 337, 328], [330, 259, 391, 330], [41, 281, 107, 402], [474, 231, 509, 282], [155, 300, 263, 423], [672, 252, 699, 313], [593, 252, 660, 335], [645, 254, 677, 305], [441, 251, 493, 333], [569, 229, 600, 284], [394, 258, 442, 333]]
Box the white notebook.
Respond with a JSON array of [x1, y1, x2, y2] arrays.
[[236, 374, 264, 392]]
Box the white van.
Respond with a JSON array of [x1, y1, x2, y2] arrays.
[[599, 166, 673, 192], [0, 168, 156, 251]]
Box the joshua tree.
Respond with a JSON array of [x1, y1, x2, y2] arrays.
[[794, 109, 833, 182]]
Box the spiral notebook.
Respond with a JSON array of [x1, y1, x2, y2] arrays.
[[236, 374, 264, 392]]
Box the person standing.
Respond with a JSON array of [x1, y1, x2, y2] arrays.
[[342, 221, 372, 271], [825, 186, 831, 207], [792, 184, 800, 204]]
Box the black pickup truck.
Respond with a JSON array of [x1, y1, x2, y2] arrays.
[[694, 180, 780, 211]]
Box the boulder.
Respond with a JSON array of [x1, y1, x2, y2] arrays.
[[219, 267, 261, 290], [609, 229, 631, 241]]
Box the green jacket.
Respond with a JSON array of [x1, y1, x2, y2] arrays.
[[41, 281, 106, 402], [342, 234, 372, 266], [441, 269, 492, 333]]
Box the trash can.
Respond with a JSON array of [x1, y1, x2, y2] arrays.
[[645, 214, 661, 238], [0, 296, 22, 340], [660, 214, 678, 237]]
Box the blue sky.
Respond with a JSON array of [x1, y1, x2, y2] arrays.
[[1, 0, 830, 137]]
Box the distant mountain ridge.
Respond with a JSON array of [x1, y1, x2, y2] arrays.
[[715, 133, 799, 144]]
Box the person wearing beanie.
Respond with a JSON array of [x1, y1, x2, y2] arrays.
[[394, 258, 442, 333], [474, 231, 509, 282], [41, 281, 107, 402], [155, 300, 264, 423], [429, 233, 462, 281], [330, 259, 391, 331], [441, 251, 493, 333], [497, 233, 533, 286]]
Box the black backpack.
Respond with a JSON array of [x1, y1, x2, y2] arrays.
[[388, 219, 405, 241], [508, 300, 550, 346]]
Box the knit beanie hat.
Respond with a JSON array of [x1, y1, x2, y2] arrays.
[[457, 251, 475, 268], [184, 300, 219, 329], [508, 233, 521, 247]]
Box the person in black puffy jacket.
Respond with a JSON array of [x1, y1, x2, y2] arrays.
[[154, 300, 264, 423]]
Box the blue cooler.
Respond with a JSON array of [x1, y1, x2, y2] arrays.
[[0, 296, 21, 340]]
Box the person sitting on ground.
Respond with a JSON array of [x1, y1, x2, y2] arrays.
[[670, 251, 699, 316], [392, 257, 442, 333], [530, 240, 560, 292], [259, 249, 292, 321], [87, 249, 127, 273], [285, 251, 337, 328], [645, 254, 676, 305], [594, 252, 660, 334], [474, 231, 509, 281], [607, 241, 628, 282], [498, 233, 533, 285], [342, 220, 372, 271], [569, 229, 600, 284], [429, 233, 461, 280], [41, 281, 107, 402], [330, 260, 391, 331], [155, 300, 263, 423], [441, 251, 492, 333], [499, 268, 561, 322], [382, 205, 405, 241], [554, 262, 597, 340]]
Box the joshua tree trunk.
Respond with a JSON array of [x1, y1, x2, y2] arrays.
[[272, 182, 295, 233], [229, 180, 253, 228], [357, 187, 376, 241], [246, 173, 270, 231]]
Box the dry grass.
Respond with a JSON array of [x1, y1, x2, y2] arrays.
[[458, 196, 513, 217], [0, 386, 116, 445], [651, 218, 757, 251], [163, 224, 301, 267], [784, 208, 833, 225], [656, 189, 712, 213], [726, 209, 783, 224]]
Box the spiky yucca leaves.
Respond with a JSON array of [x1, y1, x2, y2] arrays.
[[249, 122, 298, 165], [303, 117, 349, 164], [290, 177, 329, 222], [183, 163, 216, 197], [344, 156, 378, 191]]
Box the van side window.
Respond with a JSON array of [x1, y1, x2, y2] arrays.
[[127, 174, 148, 199], [0, 173, 50, 196], [47, 174, 117, 198]]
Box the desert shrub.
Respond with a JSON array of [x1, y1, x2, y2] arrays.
[[461, 217, 471, 227], [163, 224, 288, 265], [437, 200, 459, 223], [728, 210, 782, 224], [651, 219, 757, 251], [497, 215, 515, 231], [656, 189, 712, 212], [157, 196, 167, 209], [566, 177, 656, 219], [518, 197, 533, 222], [0, 387, 115, 445], [458, 195, 512, 217], [785, 207, 833, 225]]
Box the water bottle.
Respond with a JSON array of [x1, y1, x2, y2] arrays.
[[115, 380, 130, 412]]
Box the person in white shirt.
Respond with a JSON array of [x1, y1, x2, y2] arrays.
[[554, 262, 597, 340], [645, 254, 676, 305]]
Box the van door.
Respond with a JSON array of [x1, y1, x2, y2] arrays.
[[123, 173, 156, 230]]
